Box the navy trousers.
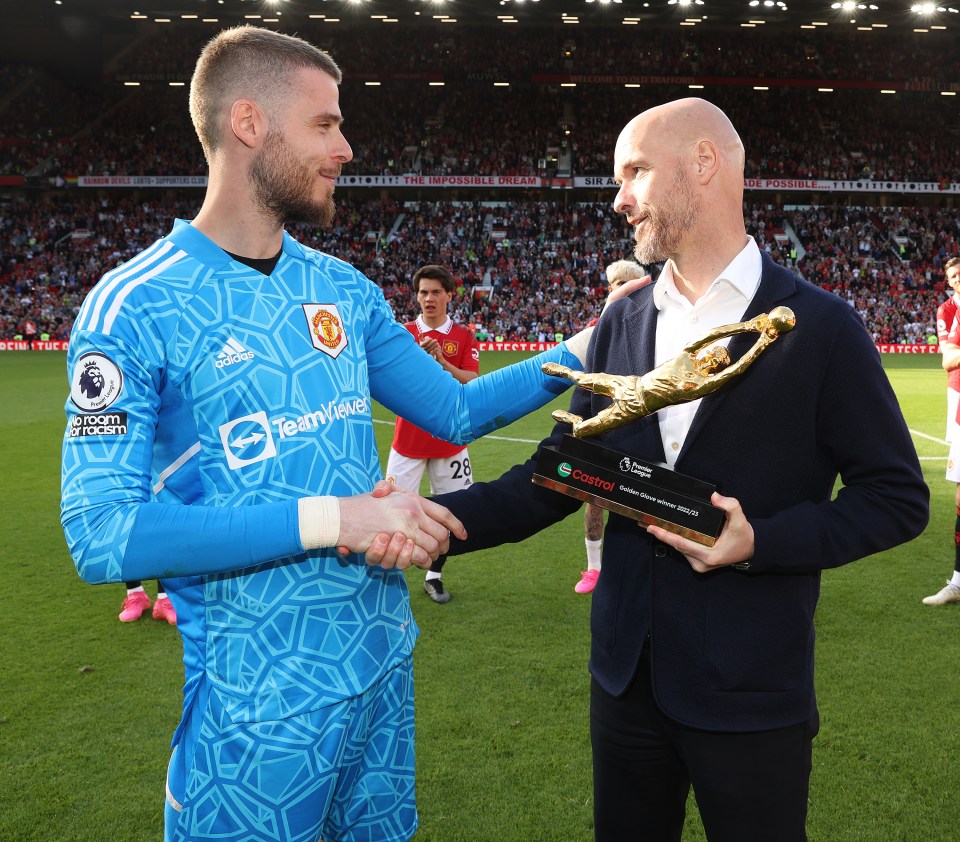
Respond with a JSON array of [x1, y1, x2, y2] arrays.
[[590, 647, 818, 842]]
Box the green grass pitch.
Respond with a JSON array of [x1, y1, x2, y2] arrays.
[[0, 349, 957, 841]]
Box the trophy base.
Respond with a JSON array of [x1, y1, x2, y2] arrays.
[[532, 435, 724, 547]]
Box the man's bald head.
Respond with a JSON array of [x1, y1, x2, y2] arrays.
[[617, 98, 744, 178]]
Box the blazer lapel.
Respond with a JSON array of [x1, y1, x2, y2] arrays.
[[678, 254, 798, 463]]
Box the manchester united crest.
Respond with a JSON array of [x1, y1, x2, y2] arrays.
[[303, 304, 348, 358], [442, 339, 459, 357]]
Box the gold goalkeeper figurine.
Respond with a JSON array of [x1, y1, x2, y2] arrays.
[[544, 306, 796, 438]]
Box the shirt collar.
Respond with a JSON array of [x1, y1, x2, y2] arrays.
[[653, 238, 762, 310], [168, 218, 305, 269], [416, 315, 453, 335]]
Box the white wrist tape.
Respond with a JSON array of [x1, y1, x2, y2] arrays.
[[564, 325, 594, 366], [298, 496, 341, 550]]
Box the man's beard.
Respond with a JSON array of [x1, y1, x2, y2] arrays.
[[250, 129, 337, 228], [634, 164, 701, 265]]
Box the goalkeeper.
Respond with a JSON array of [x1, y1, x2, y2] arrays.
[[59, 25, 642, 842]]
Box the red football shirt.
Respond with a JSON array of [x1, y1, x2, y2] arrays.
[[391, 317, 481, 458], [938, 296, 960, 392]]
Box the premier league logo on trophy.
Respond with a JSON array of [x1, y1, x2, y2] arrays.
[[533, 307, 796, 546]]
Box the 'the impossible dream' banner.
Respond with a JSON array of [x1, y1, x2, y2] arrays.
[[71, 175, 960, 195]]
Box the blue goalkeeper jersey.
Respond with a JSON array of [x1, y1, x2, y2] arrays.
[[61, 219, 579, 726]]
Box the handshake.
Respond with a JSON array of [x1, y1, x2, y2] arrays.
[[331, 478, 464, 571]]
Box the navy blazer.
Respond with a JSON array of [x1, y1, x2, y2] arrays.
[[436, 253, 929, 732]]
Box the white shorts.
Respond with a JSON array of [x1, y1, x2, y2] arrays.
[[948, 388, 960, 443], [948, 438, 960, 484], [385, 447, 473, 495]]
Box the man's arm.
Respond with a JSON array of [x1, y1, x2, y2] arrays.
[[648, 302, 929, 575], [759, 324, 927, 570], [63, 290, 586, 586], [378, 279, 632, 444], [941, 341, 960, 371], [433, 419, 584, 557], [61, 330, 464, 586], [430, 375, 597, 554], [366, 300, 585, 444]]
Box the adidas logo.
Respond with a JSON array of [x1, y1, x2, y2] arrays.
[[215, 337, 255, 369]]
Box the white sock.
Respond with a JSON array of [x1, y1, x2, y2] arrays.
[[425, 571, 442, 582], [157, 592, 167, 601], [585, 538, 602, 572], [950, 571, 960, 588], [127, 585, 145, 596]]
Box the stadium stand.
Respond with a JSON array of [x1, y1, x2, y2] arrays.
[[1, 21, 958, 343], [2, 193, 957, 343]]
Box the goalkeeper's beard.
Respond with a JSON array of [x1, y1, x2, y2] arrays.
[[250, 128, 337, 229]]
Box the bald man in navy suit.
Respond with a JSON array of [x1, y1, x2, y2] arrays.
[[420, 99, 929, 842]]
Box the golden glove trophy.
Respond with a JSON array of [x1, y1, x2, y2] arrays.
[[532, 307, 796, 545]]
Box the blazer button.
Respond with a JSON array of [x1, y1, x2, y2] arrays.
[[654, 542, 669, 558]]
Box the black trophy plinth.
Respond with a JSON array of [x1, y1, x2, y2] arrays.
[[532, 435, 724, 546]]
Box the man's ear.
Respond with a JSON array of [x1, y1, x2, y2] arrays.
[[229, 98, 264, 150], [695, 139, 720, 184]]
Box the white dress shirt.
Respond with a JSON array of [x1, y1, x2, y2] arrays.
[[652, 238, 762, 468]]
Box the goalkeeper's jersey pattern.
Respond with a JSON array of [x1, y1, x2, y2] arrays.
[[61, 219, 579, 726]]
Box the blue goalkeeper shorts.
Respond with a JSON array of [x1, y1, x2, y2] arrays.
[[165, 656, 417, 842]]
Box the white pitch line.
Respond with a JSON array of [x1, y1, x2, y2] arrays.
[[910, 428, 948, 446], [909, 428, 949, 461], [375, 420, 949, 454], [372, 417, 540, 444]]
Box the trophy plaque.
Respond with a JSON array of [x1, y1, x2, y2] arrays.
[[533, 435, 725, 546]]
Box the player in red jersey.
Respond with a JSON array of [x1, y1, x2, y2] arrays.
[[925, 257, 960, 605], [936, 256, 960, 442], [386, 265, 480, 603]]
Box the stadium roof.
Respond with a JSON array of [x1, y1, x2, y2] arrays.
[[11, 0, 960, 34], [5, 0, 956, 75]]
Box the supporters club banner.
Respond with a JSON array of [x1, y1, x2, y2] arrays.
[[77, 176, 209, 187], [74, 175, 550, 189], [72, 174, 960, 194]]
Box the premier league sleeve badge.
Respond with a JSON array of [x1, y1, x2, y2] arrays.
[[70, 352, 124, 412]]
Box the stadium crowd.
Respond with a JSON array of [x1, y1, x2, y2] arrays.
[[2, 24, 959, 182], [3, 21, 958, 344], [2, 195, 957, 345]]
